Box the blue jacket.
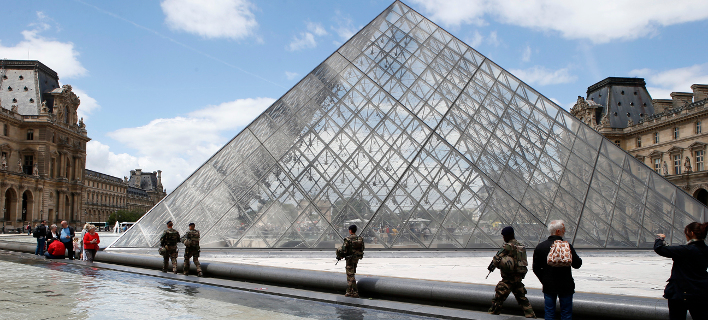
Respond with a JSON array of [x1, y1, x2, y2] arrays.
[[654, 238, 708, 300]]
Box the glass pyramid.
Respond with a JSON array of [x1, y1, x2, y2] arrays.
[[112, 1, 706, 250]]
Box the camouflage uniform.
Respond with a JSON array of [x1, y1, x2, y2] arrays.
[[181, 229, 202, 276], [488, 239, 536, 318], [339, 234, 365, 297], [160, 228, 180, 273]]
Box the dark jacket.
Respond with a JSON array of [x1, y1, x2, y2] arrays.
[[532, 235, 583, 295], [654, 239, 708, 300], [35, 224, 47, 238]]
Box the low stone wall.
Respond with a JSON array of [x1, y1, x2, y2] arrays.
[[0, 241, 671, 320]]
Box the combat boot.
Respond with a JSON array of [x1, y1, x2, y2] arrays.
[[197, 272, 203, 277]]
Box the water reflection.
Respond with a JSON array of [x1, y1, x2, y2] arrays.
[[0, 252, 432, 320]]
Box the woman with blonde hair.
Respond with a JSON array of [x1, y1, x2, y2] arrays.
[[83, 225, 100, 262]]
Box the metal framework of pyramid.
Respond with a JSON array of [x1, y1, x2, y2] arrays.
[[111, 1, 707, 250]]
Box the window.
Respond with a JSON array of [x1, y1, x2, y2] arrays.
[[696, 150, 704, 172], [636, 136, 641, 148], [674, 154, 682, 175], [23, 155, 33, 175], [654, 158, 661, 173], [674, 127, 680, 139], [654, 132, 659, 144], [697, 121, 702, 134], [2, 124, 6, 136], [614, 140, 621, 147], [26, 129, 34, 140]]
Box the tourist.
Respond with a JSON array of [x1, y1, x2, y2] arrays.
[[59, 221, 76, 260], [83, 225, 100, 262], [654, 222, 708, 320], [34, 220, 47, 255], [46, 224, 60, 246], [27, 224, 31, 235], [532, 220, 582, 320], [79, 223, 90, 260], [44, 237, 65, 259]]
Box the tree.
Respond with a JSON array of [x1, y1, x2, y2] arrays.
[[107, 210, 144, 228]]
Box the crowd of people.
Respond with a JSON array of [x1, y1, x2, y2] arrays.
[[32, 220, 100, 262], [25, 216, 708, 320]]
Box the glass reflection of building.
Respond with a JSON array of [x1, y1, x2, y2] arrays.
[[112, 1, 707, 250]]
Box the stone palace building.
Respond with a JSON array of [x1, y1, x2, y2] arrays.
[[0, 60, 166, 231], [0, 60, 90, 230], [572, 77, 708, 205], [83, 168, 166, 223]]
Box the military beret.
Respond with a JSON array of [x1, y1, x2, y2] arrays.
[[166, 221, 172, 225], [188, 222, 195, 226], [500, 226, 514, 236]]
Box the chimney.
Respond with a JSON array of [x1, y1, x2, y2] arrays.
[[670, 92, 693, 108], [135, 168, 142, 176], [692, 84, 708, 102], [652, 99, 672, 113], [157, 170, 162, 185]]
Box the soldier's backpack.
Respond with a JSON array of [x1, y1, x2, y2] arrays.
[[350, 236, 364, 259], [497, 243, 528, 276], [547, 240, 573, 267], [164, 230, 180, 246], [183, 231, 200, 247]]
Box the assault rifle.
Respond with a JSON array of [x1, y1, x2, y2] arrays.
[[335, 255, 353, 265], [486, 261, 495, 279]]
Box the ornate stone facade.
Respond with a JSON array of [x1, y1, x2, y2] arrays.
[[0, 60, 89, 231], [572, 78, 708, 205], [83, 169, 127, 223], [83, 168, 167, 222]]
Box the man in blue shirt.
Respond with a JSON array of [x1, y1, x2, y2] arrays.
[[59, 221, 76, 260]]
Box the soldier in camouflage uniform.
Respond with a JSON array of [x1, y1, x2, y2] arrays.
[[488, 226, 536, 318], [160, 221, 180, 274], [181, 222, 203, 277], [337, 225, 364, 298]]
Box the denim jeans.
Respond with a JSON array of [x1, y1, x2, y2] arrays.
[[544, 292, 573, 320], [35, 237, 46, 255]]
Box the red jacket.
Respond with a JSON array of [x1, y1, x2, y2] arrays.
[[83, 232, 100, 250], [47, 240, 65, 257]]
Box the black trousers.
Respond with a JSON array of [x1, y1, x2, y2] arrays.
[[63, 241, 74, 260], [669, 299, 708, 320]]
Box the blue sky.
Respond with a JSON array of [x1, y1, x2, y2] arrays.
[[1, 0, 708, 192]]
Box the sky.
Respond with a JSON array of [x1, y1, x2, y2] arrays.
[[1, 0, 708, 193]]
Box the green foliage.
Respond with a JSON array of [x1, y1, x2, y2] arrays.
[[106, 210, 144, 228]]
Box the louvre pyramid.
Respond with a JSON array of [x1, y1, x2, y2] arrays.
[[112, 1, 706, 250]]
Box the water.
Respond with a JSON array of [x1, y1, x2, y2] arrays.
[[0, 251, 432, 320]]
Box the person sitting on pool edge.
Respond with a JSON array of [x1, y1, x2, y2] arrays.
[[44, 238, 66, 259]]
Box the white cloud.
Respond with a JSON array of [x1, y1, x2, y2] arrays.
[[161, 0, 258, 40], [89, 97, 274, 191], [509, 66, 577, 86], [285, 71, 299, 80], [466, 30, 483, 48], [307, 22, 327, 37], [521, 45, 531, 62], [287, 21, 329, 51], [629, 63, 708, 99], [410, 0, 708, 43], [0, 13, 86, 78], [331, 12, 358, 41], [72, 88, 100, 121], [287, 32, 317, 51], [487, 31, 500, 47]]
